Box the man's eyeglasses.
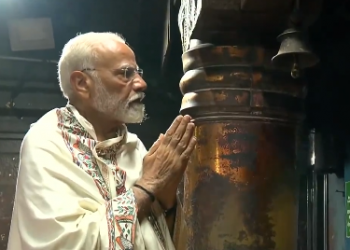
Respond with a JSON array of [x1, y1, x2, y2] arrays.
[[81, 67, 143, 81]]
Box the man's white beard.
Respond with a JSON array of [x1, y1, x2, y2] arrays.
[[92, 78, 145, 123]]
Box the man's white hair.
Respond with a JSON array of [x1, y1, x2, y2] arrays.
[[58, 32, 126, 99]]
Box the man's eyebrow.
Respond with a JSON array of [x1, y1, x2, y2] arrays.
[[118, 64, 139, 69]]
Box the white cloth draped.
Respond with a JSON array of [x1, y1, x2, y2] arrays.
[[7, 105, 175, 250]]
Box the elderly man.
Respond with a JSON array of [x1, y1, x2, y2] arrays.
[[7, 32, 196, 250]]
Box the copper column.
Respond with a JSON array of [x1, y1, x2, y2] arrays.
[[173, 1, 320, 249]]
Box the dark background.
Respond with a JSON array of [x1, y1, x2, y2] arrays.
[[0, 0, 181, 149], [0, 0, 348, 141]]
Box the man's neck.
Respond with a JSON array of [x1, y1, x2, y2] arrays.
[[71, 103, 124, 141], [91, 119, 123, 141]]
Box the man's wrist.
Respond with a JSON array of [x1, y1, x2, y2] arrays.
[[158, 192, 177, 211], [134, 183, 155, 202], [135, 178, 157, 196], [132, 186, 153, 220]]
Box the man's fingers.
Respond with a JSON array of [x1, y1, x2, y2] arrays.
[[168, 115, 191, 147], [163, 116, 183, 145], [148, 133, 164, 155], [180, 137, 197, 162], [177, 122, 195, 153], [165, 116, 183, 136]]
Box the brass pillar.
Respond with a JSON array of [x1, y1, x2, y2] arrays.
[[174, 0, 321, 249]]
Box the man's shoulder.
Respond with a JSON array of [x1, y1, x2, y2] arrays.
[[24, 108, 63, 145]]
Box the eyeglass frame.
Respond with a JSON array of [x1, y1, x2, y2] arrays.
[[80, 66, 143, 81]]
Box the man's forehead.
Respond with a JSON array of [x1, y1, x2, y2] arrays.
[[95, 40, 136, 66]]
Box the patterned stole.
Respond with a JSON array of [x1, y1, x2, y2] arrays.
[[59, 106, 167, 249]]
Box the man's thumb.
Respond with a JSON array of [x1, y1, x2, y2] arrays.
[[148, 133, 164, 154]]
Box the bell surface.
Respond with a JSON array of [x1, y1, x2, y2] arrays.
[[272, 28, 319, 70]]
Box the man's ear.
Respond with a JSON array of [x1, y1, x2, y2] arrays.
[[70, 71, 92, 99]]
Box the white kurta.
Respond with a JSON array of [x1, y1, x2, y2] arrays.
[[7, 105, 175, 250]]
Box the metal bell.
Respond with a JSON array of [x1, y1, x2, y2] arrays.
[[272, 28, 319, 77]]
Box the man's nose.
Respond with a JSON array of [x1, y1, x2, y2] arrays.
[[132, 76, 147, 92]]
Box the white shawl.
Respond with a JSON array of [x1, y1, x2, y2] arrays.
[[7, 105, 175, 250]]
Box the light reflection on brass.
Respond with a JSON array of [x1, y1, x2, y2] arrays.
[[183, 122, 298, 249], [206, 75, 224, 82], [235, 92, 249, 104], [230, 72, 250, 80]]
